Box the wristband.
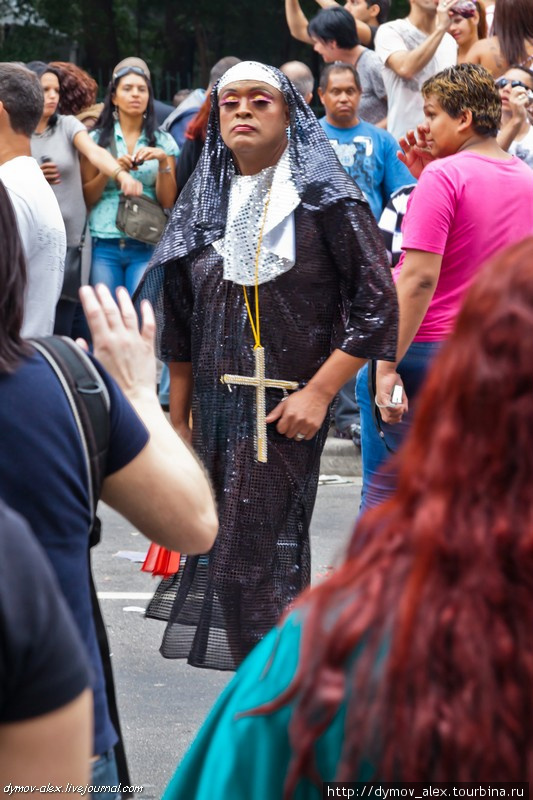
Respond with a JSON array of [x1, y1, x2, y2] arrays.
[[112, 167, 125, 181], [158, 166, 172, 174]]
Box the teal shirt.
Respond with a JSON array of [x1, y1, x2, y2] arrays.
[[163, 612, 373, 799], [88, 122, 178, 239]]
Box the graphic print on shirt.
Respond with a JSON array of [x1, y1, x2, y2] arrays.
[[329, 135, 374, 203]]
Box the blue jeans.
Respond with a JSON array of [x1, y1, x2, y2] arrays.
[[90, 238, 154, 297], [334, 375, 359, 431], [356, 341, 442, 514], [159, 363, 170, 406], [91, 749, 121, 799]]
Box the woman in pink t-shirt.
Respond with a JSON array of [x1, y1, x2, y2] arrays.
[[357, 63, 533, 512]]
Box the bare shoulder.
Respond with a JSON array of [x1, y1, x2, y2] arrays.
[[465, 37, 505, 75], [467, 36, 495, 57]]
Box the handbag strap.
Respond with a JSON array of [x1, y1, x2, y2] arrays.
[[78, 217, 88, 249], [30, 335, 110, 528], [109, 132, 118, 160], [105, 133, 121, 193]]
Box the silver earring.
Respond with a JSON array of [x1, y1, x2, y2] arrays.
[[112, 107, 119, 121], [142, 111, 147, 120]]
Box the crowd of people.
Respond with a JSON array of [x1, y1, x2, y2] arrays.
[[1, 0, 533, 796]]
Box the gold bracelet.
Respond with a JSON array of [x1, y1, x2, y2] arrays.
[[112, 167, 124, 181]]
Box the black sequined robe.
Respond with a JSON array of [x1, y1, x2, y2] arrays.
[[141, 195, 397, 670]]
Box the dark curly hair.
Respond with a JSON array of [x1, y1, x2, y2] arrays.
[[49, 61, 98, 116]]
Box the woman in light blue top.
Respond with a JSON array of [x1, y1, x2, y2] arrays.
[[82, 57, 178, 296]]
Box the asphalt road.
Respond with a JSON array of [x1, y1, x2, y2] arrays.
[[92, 477, 361, 798]]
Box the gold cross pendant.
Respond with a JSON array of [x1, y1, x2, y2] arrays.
[[220, 346, 299, 463]]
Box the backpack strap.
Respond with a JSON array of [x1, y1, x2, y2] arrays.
[[30, 336, 133, 795], [30, 336, 110, 544]]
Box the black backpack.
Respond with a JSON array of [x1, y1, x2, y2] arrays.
[[31, 336, 133, 796]]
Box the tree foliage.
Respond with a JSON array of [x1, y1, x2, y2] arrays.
[[0, 0, 408, 97]]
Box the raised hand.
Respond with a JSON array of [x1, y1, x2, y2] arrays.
[[397, 126, 435, 179], [436, 0, 454, 30], [507, 85, 532, 122], [78, 284, 157, 401]]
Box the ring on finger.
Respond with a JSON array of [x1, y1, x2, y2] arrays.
[[295, 433, 305, 441]]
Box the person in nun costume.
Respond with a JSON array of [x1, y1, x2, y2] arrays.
[[135, 60, 398, 670]]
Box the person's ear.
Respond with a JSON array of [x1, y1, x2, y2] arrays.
[[457, 107, 473, 132], [368, 3, 381, 21], [318, 86, 325, 106]]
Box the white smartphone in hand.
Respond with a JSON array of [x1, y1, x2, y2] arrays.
[[390, 384, 403, 406]]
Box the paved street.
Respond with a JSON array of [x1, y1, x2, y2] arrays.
[[92, 477, 361, 798]]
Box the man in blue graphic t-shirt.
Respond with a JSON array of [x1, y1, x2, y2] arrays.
[[318, 61, 413, 220]]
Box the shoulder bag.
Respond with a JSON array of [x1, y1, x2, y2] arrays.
[[109, 134, 168, 245]]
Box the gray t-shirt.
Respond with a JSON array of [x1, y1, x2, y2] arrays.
[[509, 124, 533, 169], [357, 48, 388, 125], [31, 115, 86, 246]]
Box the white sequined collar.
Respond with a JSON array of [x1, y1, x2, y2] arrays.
[[213, 147, 300, 286]]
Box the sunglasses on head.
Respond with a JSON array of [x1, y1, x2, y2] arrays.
[[113, 66, 148, 82], [495, 78, 531, 91]]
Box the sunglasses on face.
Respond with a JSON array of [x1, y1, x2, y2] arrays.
[[113, 66, 148, 82], [495, 78, 532, 92]]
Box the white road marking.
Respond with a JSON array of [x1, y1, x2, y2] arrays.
[[97, 591, 154, 600]]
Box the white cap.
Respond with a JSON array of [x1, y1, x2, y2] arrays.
[[217, 61, 282, 95]]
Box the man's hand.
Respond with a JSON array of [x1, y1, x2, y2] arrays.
[[436, 0, 454, 30], [375, 362, 408, 424], [40, 160, 61, 185], [265, 384, 330, 439], [78, 284, 157, 401], [398, 126, 435, 179]]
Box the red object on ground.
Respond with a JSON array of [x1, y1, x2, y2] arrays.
[[141, 543, 181, 577]]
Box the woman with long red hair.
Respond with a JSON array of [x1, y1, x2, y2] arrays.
[[161, 237, 533, 798]]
